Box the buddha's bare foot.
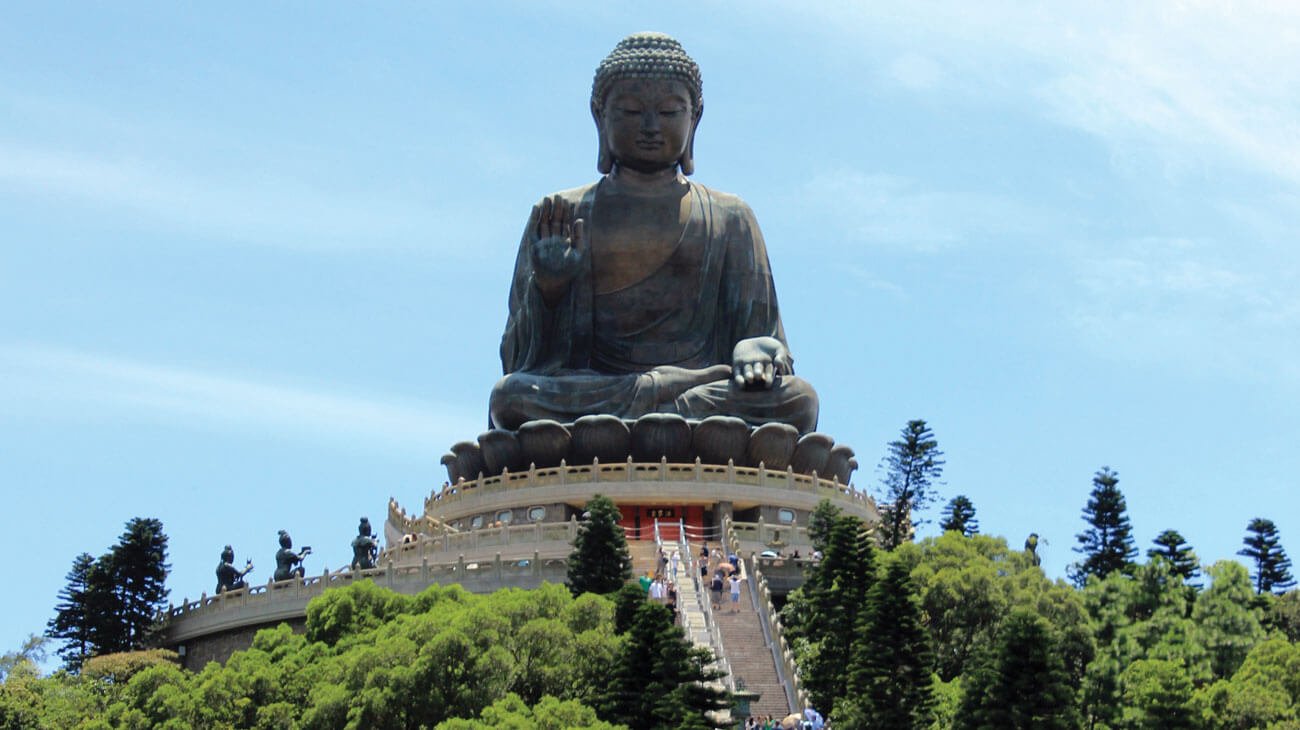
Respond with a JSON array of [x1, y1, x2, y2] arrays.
[[650, 364, 732, 403]]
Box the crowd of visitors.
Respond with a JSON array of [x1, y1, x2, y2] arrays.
[[742, 707, 826, 729]]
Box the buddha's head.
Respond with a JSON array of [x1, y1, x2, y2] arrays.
[[591, 33, 703, 175], [278, 530, 292, 549]]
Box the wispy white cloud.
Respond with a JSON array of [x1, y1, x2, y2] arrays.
[[794, 2, 1300, 186], [0, 139, 438, 252], [799, 170, 1050, 252], [0, 344, 478, 453], [884, 53, 944, 92], [1068, 236, 1300, 382]]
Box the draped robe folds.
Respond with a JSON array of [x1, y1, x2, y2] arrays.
[[490, 179, 818, 433]]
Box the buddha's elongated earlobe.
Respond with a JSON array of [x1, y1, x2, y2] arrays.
[[593, 102, 614, 174], [679, 106, 703, 176]]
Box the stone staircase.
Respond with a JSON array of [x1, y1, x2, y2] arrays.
[[627, 539, 661, 579], [713, 576, 791, 718]]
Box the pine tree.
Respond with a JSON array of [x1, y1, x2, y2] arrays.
[[45, 553, 97, 670], [111, 517, 170, 648], [801, 515, 875, 714], [1148, 529, 1200, 589], [83, 553, 127, 655], [612, 583, 646, 635], [878, 419, 944, 550], [567, 495, 632, 596], [601, 601, 728, 729], [45, 517, 170, 661], [940, 495, 978, 537], [1069, 467, 1136, 587], [957, 609, 1081, 730], [1237, 518, 1295, 595], [807, 498, 842, 553], [836, 557, 934, 729]]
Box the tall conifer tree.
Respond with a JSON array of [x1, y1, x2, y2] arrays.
[[878, 420, 945, 550], [958, 609, 1081, 730], [111, 517, 170, 648], [837, 558, 934, 729], [47, 518, 170, 661], [802, 515, 875, 714], [601, 601, 728, 729], [1148, 529, 1201, 589], [1069, 467, 1136, 587], [940, 495, 978, 537], [1238, 518, 1295, 595], [567, 495, 632, 596], [45, 553, 96, 670]]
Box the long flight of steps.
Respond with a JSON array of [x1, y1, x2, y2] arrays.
[[713, 569, 792, 719]]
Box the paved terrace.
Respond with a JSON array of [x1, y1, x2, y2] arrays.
[[393, 458, 877, 529]]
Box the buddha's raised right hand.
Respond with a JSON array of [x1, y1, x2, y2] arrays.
[[528, 194, 587, 307]]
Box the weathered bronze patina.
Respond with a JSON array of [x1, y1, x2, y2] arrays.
[[351, 517, 379, 571], [215, 545, 252, 594], [489, 32, 818, 434], [273, 530, 311, 582]]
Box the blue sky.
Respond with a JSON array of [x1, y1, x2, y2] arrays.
[[3, 2, 1298, 657]]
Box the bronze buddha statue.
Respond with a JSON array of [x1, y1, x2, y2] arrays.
[[489, 33, 818, 434]]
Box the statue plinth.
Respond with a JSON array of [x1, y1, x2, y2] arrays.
[[441, 414, 857, 484]]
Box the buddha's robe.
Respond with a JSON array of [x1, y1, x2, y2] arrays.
[[489, 179, 818, 432]]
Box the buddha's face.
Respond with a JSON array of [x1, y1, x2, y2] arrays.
[[599, 78, 695, 174]]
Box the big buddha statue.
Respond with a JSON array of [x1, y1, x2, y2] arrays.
[[489, 32, 818, 435]]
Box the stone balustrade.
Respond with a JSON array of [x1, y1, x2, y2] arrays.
[[156, 553, 567, 646], [418, 459, 876, 522]]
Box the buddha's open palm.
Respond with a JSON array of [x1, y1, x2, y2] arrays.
[[732, 336, 793, 390], [528, 194, 586, 305]]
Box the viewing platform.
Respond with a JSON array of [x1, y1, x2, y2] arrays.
[[156, 457, 876, 669]]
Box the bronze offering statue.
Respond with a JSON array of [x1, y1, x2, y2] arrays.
[[215, 545, 253, 594], [273, 530, 311, 581], [351, 517, 379, 571], [489, 32, 818, 434]]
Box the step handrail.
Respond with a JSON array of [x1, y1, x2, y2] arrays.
[[725, 516, 806, 713]]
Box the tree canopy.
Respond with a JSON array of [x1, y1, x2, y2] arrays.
[[567, 495, 633, 596], [877, 419, 945, 550], [1070, 467, 1136, 587]]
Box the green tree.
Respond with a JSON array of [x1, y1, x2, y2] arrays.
[[1118, 658, 1196, 730], [1238, 517, 1295, 595], [835, 556, 934, 729], [435, 693, 621, 729], [44, 553, 96, 671], [1148, 529, 1201, 590], [940, 495, 978, 537], [807, 498, 842, 553], [46, 517, 171, 662], [877, 419, 945, 550], [612, 583, 646, 635], [796, 515, 875, 715], [1190, 637, 1300, 730], [0, 635, 48, 683], [1192, 561, 1266, 681], [109, 517, 170, 649], [957, 609, 1080, 730], [601, 601, 727, 729], [83, 553, 128, 655], [567, 495, 632, 596], [1263, 589, 1300, 642], [1069, 467, 1136, 587]]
